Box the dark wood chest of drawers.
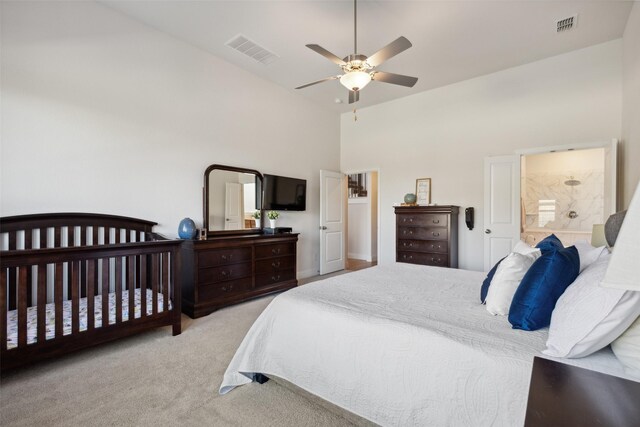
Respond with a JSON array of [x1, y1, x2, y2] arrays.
[[181, 233, 298, 318], [395, 206, 459, 268]]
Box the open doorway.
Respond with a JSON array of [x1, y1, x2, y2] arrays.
[[346, 171, 378, 271], [521, 148, 609, 247]]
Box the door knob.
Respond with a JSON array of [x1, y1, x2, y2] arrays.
[[320, 226, 328, 230], [485, 229, 492, 234]]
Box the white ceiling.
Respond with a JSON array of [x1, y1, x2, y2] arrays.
[[102, 1, 634, 113]]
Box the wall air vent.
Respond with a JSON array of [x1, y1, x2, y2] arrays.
[[556, 15, 578, 33], [225, 34, 278, 65]]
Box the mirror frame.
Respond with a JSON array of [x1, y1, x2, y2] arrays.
[[203, 164, 264, 237]]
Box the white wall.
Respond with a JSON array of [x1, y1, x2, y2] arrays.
[[0, 1, 340, 279], [622, 2, 640, 207], [341, 40, 623, 271]]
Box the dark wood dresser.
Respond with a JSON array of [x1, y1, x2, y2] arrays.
[[394, 205, 459, 268], [181, 233, 298, 318]]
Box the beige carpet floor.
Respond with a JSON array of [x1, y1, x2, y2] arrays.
[[0, 287, 371, 427]]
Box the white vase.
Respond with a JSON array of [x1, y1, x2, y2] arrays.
[[255, 219, 260, 228], [269, 219, 277, 228]]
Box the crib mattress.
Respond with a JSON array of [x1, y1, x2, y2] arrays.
[[6, 289, 170, 349]]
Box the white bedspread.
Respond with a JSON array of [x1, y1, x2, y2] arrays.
[[220, 263, 631, 426]]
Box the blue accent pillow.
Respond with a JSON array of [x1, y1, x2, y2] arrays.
[[508, 245, 580, 331], [535, 234, 563, 253], [480, 256, 506, 303]]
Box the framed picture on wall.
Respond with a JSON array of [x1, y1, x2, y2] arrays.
[[416, 178, 431, 205]]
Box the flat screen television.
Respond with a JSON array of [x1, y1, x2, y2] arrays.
[[263, 174, 307, 211]]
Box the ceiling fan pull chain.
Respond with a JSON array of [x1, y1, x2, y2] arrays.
[[353, 108, 358, 122]]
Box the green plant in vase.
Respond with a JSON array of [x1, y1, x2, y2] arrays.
[[267, 211, 279, 228]]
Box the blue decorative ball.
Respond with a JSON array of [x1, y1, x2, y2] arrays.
[[178, 218, 197, 239], [404, 193, 417, 204]]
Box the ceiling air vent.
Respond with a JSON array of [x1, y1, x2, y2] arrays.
[[556, 14, 578, 33], [225, 34, 278, 65]]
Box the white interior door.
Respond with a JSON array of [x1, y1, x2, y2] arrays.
[[484, 155, 521, 270], [604, 138, 618, 215], [225, 182, 243, 230], [320, 170, 345, 275]]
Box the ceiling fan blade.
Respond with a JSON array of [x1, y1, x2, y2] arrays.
[[295, 76, 339, 90], [366, 36, 412, 67], [306, 44, 347, 66], [372, 71, 418, 88], [348, 90, 359, 104]]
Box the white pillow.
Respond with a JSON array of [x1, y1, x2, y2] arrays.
[[574, 239, 606, 273], [513, 240, 539, 255], [543, 252, 640, 358], [611, 316, 640, 377], [485, 251, 540, 316]]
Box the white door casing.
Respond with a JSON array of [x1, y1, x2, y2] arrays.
[[225, 182, 243, 230], [320, 170, 346, 275], [604, 139, 618, 215], [484, 155, 521, 271]]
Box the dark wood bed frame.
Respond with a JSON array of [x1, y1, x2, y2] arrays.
[[0, 213, 182, 371]]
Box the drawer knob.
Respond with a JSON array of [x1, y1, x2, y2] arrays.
[[271, 274, 281, 281], [432, 232, 440, 237], [221, 270, 230, 277], [272, 261, 281, 268], [433, 219, 440, 224], [403, 254, 413, 260], [272, 248, 281, 255], [221, 284, 234, 292]]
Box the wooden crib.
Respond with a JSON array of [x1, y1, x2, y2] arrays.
[[0, 213, 182, 370]]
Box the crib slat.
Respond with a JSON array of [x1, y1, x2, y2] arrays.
[[80, 226, 86, 246], [8, 268, 16, 311], [26, 264, 33, 308], [128, 256, 135, 321], [87, 260, 95, 331], [140, 255, 147, 318], [54, 263, 63, 338], [39, 228, 46, 249], [162, 252, 169, 313], [67, 227, 73, 247], [25, 230, 32, 250], [71, 261, 80, 334], [8, 232, 16, 250], [151, 254, 158, 315], [115, 257, 122, 324], [1, 268, 7, 351], [92, 227, 99, 246], [115, 228, 120, 244], [37, 265, 46, 343], [54, 227, 61, 248], [102, 258, 109, 328], [18, 266, 28, 347]]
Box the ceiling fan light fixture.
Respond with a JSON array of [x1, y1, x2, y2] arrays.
[[340, 71, 372, 91]]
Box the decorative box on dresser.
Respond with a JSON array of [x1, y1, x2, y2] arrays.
[[181, 233, 298, 318], [394, 205, 459, 268]]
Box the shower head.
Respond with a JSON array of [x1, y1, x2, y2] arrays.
[[564, 177, 581, 186]]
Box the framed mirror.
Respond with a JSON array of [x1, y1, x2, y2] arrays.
[[204, 164, 263, 236]]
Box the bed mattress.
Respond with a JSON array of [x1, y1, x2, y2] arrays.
[[220, 263, 632, 426], [6, 289, 169, 349]]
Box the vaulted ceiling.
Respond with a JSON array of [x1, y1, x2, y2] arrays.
[[103, 1, 634, 113]]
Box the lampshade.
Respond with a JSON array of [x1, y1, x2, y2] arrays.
[[591, 224, 606, 247], [601, 183, 640, 291], [340, 71, 372, 91]]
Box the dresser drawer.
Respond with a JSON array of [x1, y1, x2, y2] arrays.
[[198, 262, 251, 285], [255, 269, 296, 288], [255, 256, 296, 274], [397, 239, 448, 254], [199, 277, 251, 301], [198, 247, 252, 268], [397, 214, 448, 227], [255, 243, 295, 259], [398, 227, 448, 241], [398, 251, 448, 267]]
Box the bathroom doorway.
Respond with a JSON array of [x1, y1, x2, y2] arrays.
[[346, 170, 379, 271], [520, 146, 613, 247]]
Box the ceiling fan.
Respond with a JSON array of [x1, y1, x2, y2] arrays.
[[295, 0, 418, 104]]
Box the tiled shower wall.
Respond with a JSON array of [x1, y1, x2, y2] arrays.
[[523, 169, 604, 232]]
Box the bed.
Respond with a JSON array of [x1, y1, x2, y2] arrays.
[[220, 263, 634, 425], [0, 213, 182, 370]]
